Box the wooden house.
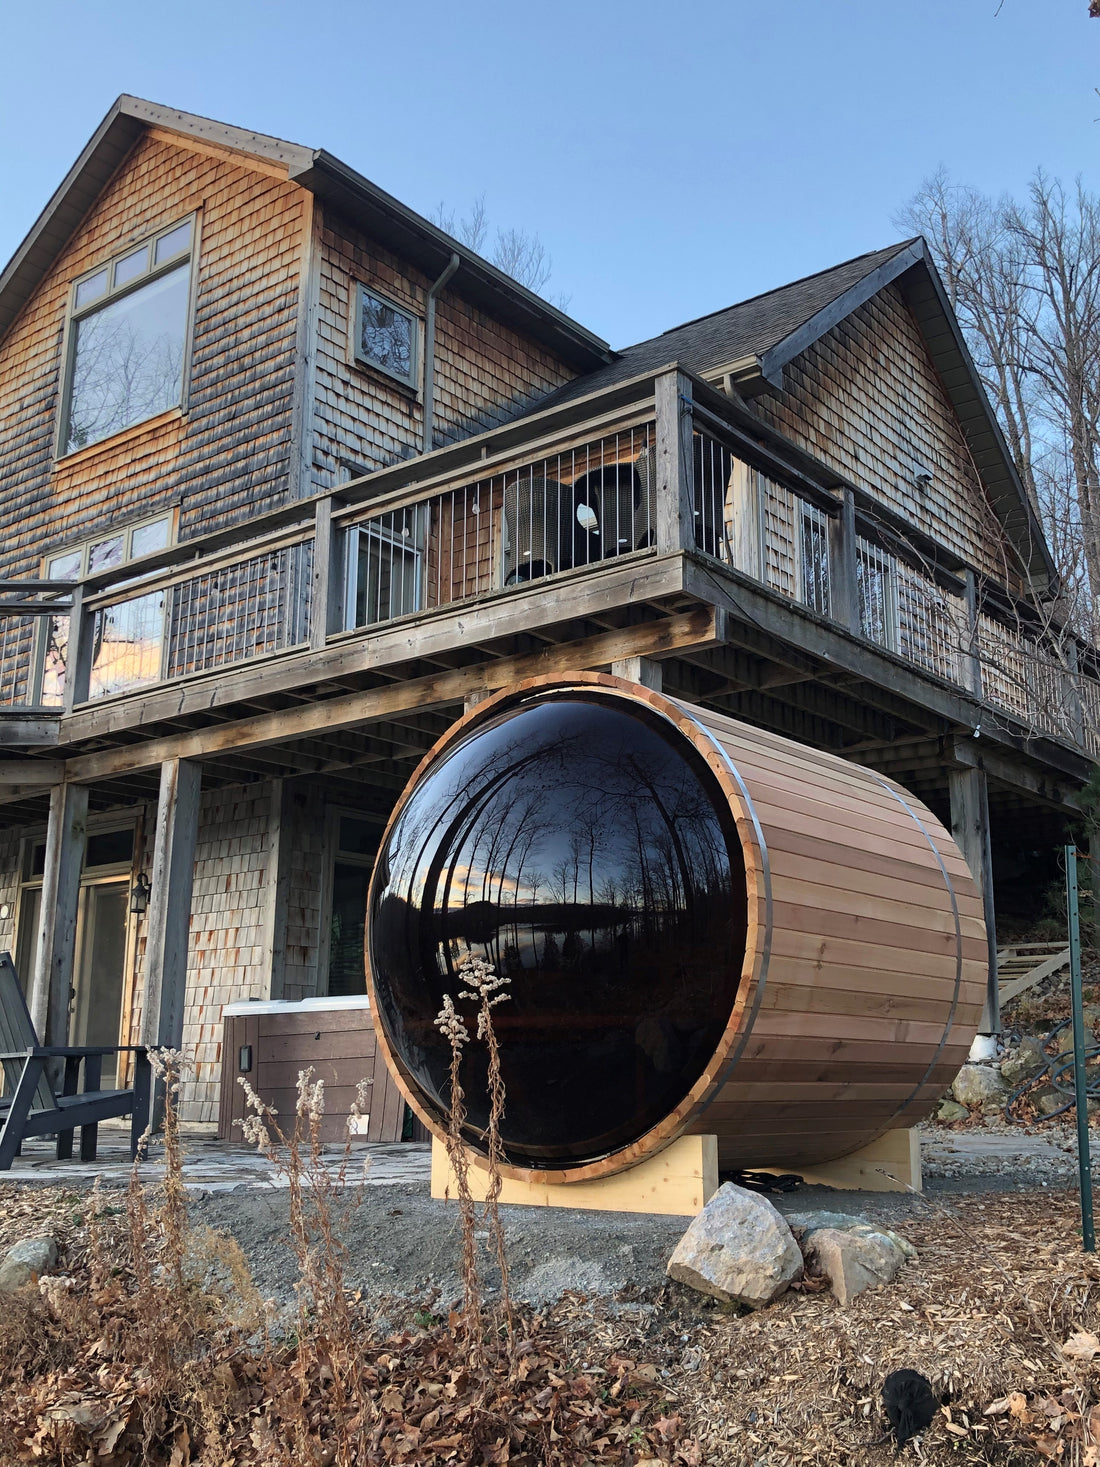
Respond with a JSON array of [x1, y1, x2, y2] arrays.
[[0, 97, 1094, 1124]]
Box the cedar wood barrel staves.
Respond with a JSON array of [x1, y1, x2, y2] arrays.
[[364, 672, 986, 1183]]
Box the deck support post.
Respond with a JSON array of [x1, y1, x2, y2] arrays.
[[310, 494, 343, 649], [29, 782, 89, 1049], [828, 487, 859, 634], [142, 759, 201, 1057], [654, 371, 695, 554], [260, 779, 295, 1002], [949, 764, 999, 1033], [61, 583, 93, 715], [611, 657, 663, 691], [961, 569, 983, 699]]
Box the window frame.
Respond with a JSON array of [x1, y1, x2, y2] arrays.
[[34, 508, 178, 705], [856, 538, 899, 652], [316, 807, 385, 997], [797, 500, 832, 619], [351, 281, 421, 391], [343, 506, 426, 630], [55, 214, 201, 461]]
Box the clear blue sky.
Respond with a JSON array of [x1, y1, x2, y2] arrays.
[[0, 0, 1096, 349]]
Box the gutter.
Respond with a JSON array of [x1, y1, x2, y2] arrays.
[[422, 253, 460, 454]]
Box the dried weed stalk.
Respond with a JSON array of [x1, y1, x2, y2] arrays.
[[434, 991, 483, 1361], [237, 1065, 376, 1465], [458, 952, 514, 1343]]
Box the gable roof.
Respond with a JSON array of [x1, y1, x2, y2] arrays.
[[0, 95, 611, 371], [546, 237, 1056, 584]]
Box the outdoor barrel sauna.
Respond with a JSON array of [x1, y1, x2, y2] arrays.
[[365, 673, 987, 1183]]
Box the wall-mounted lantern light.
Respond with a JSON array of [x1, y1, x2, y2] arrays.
[[130, 871, 151, 915]]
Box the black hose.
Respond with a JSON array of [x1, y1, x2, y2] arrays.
[[1004, 1017, 1100, 1123]]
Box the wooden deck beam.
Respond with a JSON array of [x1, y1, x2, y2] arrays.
[[59, 552, 688, 745], [59, 609, 723, 782]]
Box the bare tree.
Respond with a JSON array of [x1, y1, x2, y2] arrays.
[[431, 195, 562, 303], [897, 171, 1100, 626]]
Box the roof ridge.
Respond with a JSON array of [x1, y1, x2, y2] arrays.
[[620, 238, 921, 352]]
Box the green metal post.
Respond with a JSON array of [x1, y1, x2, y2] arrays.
[[1067, 845, 1095, 1253]]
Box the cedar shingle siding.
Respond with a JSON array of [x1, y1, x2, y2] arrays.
[[754, 285, 1021, 588], [310, 208, 575, 489], [0, 134, 308, 577]]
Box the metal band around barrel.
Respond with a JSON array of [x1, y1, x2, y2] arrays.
[[677, 707, 773, 1074], [862, 768, 964, 1118]]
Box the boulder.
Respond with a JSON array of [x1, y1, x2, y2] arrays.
[[666, 1183, 802, 1309], [1033, 1085, 1067, 1116], [802, 1226, 906, 1305], [0, 1236, 58, 1294], [1000, 1041, 1046, 1089], [951, 1064, 1007, 1108], [786, 1210, 916, 1261], [937, 1098, 970, 1123]]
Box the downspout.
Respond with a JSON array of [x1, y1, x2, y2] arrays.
[[422, 252, 460, 454]]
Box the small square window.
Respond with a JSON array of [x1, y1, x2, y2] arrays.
[[74, 270, 108, 310], [154, 222, 192, 265], [113, 246, 148, 289], [129, 517, 171, 559], [354, 284, 418, 387], [89, 535, 124, 572]]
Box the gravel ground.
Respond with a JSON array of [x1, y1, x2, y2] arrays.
[[127, 1118, 1100, 1309], [4, 1115, 1098, 1312]]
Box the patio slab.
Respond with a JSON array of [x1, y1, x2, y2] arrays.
[[2, 1133, 432, 1191]]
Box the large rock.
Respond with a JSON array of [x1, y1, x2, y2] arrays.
[[937, 1099, 970, 1123], [802, 1226, 906, 1305], [0, 1236, 58, 1294], [666, 1183, 802, 1309], [1033, 1085, 1068, 1116], [1000, 1040, 1046, 1089], [952, 1064, 1007, 1108]]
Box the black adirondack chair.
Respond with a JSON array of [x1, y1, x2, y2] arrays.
[[0, 951, 151, 1170]]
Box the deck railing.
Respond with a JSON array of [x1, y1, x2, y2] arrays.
[[341, 421, 656, 626], [690, 416, 1100, 759], [1, 372, 1097, 763]]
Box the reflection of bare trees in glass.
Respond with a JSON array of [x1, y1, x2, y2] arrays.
[[380, 701, 738, 990], [66, 265, 188, 452]]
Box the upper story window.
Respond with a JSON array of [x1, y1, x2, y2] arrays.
[[60, 218, 196, 456], [354, 283, 419, 389], [798, 502, 831, 618], [857, 539, 898, 651]]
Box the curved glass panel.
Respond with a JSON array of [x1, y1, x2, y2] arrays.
[[369, 694, 747, 1168]]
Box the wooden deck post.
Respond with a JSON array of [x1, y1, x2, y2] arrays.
[[28, 782, 89, 1047], [949, 764, 999, 1032], [61, 584, 93, 714], [611, 657, 663, 691], [961, 569, 984, 698], [310, 494, 343, 650], [142, 759, 201, 1051], [260, 779, 293, 1001], [828, 487, 859, 633], [654, 370, 694, 555]]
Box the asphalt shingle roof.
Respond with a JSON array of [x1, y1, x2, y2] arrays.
[[547, 241, 918, 404]]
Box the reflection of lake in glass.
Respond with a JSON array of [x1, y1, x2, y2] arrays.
[[370, 695, 748, 1168]]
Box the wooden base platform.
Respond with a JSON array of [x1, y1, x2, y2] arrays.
[[430, 1134, 719, 1217], [757, 1127, 922, 1193]]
